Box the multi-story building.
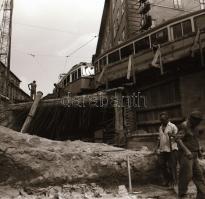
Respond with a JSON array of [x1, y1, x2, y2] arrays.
[[96, 0, 203, 57], [0, 61, 30, 104], [91, 5, 205, 147]]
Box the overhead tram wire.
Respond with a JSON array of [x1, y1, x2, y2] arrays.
[[12, 48, 92, 59], [63, 35, 98, 73], [66, 35, 98, 58], [14, 22, 76, 35], [12, 35, 98, 75]]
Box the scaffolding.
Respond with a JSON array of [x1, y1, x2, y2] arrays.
[[0, 0, 13, 97]]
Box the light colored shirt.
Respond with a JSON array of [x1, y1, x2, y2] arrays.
[[159, 121, 178, 152]]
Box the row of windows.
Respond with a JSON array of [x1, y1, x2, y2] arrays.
[[173, 0, 182, 9], [95, 14, 205, 72], [200, 0, 205, 9], [63, 68, 82, 87], [173, 0, 205, 9]]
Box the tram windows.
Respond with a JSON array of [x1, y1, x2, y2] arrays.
[[63, 79, 67, 87], [75, 71, 78, 80], [172, 23, 183, 40], [99, 57, 107, 67], [172, 20, 192, 40], [78, 68, 81, 78], [71, 73, 74, 82], [182, 20, 192, 36], [134, 37, 150, 53], [108, 50, 120, 64], [194, 14, 205, 30], [66, 75, 70, 84], [151, 28, 168, 44], [71, 71, 78, 82], [120, 43, 134, 59]]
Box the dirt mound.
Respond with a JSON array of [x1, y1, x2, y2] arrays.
[[0, 126, 159, 187]]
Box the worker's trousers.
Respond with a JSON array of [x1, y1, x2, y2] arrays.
[[178, 152, 205, 199], [158, 151, 178, 185]]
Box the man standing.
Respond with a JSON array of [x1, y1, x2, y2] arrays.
[[28, 80, 37, 100], [157, 112, 178, 187], [176, 111, 205, 199], [53, 83, 63, 98]]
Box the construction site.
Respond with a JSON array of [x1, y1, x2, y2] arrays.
[[0, 0, 205, 198]]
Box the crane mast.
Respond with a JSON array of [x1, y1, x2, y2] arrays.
[[0, 0, 13, 97]]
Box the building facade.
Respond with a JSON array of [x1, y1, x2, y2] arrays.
[[0, 62, 30, 104], [96, 0, 202, 57]]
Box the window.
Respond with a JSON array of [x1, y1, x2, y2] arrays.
[[121, 0, 125, 15], [135, 37, 150, 53], [71, 73, 74, 82], [172, 23, 183, 40], [99, 56, 107, 67], [66, 75, 70, 84], [173, 0, 182, 8], [117, 9, 120, 26], [120, 44, 134, 59], [182, 20, 192, 36], [200, 0, 205, 9], [78, 68, 81, 78], [113, 21, 117, 38], [122, 28, 125, 41], [151, 29, 168, 44], [108, 50, 120, 64], [151, 19, 157, 28], [112, 0, 115, 11], [194, 14, 205, 30], [172, 20, 192, 40], [64, 79, 67, 86], [72, 71, 78, 82]]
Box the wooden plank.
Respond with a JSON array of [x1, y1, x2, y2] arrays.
[[21, 91, 43, 133], [3, 87, 125, 111]]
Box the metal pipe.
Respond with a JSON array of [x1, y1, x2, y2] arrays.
[[127, 155, 133, 193]]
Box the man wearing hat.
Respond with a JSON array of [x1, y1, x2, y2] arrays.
[[176, 111, 205, 199]]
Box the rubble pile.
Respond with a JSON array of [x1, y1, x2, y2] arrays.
[[0, 183, 198, 199], [0, 126, 204, 198], [0, 126, 158, 187]]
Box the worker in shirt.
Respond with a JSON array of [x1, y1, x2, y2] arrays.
[[28, 80, 37, 100], [175, 111, 205, 199], [156, 112, 178, 187]]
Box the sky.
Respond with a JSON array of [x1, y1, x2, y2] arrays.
[[0, 0, 104, 95]]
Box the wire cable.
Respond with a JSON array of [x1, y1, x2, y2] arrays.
[[14, 22, 76, 35], [66, 35, 98, 57]]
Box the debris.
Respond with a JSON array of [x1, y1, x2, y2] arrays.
[[0, 126, 202, 198]]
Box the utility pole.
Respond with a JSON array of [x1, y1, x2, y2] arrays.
[[0, 0, 14, 98]]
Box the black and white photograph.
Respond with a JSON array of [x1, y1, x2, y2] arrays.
[[0, 0, 205, 198]]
